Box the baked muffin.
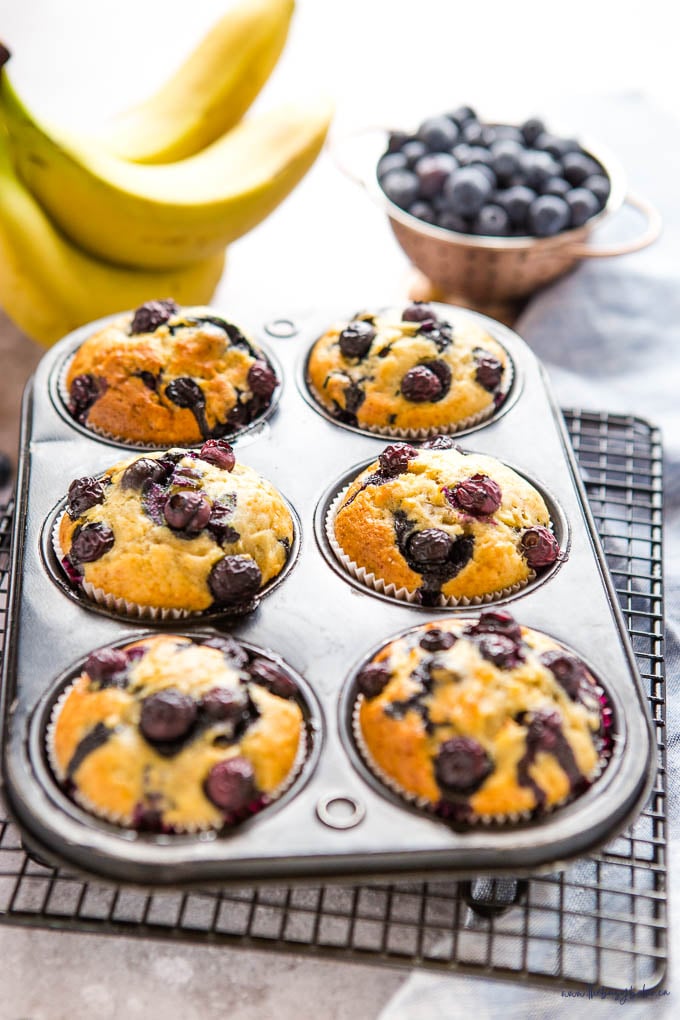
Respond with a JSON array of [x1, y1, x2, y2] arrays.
[[354, 610, 609, 823], [306, 302, 510, 435], [48, 634, 306, 832], [330, 438, 561, 606], [64, 300, 279, 445], [56, 441, 294, 616]]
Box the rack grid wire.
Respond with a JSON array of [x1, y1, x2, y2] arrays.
[[0, 410, 667, 992]]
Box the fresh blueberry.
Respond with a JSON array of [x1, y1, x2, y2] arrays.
[[461, 120, 486, 145], [461, 146, 495, 171], [205, 756, 256, 812], [70, 523, 114, 563], [208, 555, 262, 606], [387, 130, 410, 153], [472, 204, 512, 236], [419, 628, 456, 651], [521, 526, 560, 567], [378, 443, 418, 476], [583, 174, 610, 208], [493, 125, 524, 145], [199, 439, 236, 471], [566, 187, 600, 227], [494, 185, 536, 229], [140, 688, 197, 743], [338, 319, 376, 359], [248, 658, 297, 699], [442, 167, 492, 217], [446, 473, 502, 515], [356, 662, 391, 699], [67, 476, 107, 517], [534, 133, 580, 159], [562, 151, 601, 186], [528, 195, 570, 237], [247, 361, 277, 398], [407, 528, 455, 564], [490, 139, 523, 181], [417, 116, 460, 151], [435, 736, 493, 794], [436, 210, 470, 232], [520, 117, 546, 146], [415, 152, 459, 197], [446, 105, 477, 127], [377, 152, 408, 179], [130, 299, 178, 335], [409, 200, 437, 224], [380, 168, 420, 209], [520, 150, 562, 190], [540, 176, 571, 198], [400, 140, 428, 168]]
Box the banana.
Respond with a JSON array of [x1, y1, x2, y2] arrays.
[[100, 0, 295, 164], [0, 130, 226, 346], [0, 66, 332, 270]]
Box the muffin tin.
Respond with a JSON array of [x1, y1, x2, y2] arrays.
[[0, 304, 655, 886]]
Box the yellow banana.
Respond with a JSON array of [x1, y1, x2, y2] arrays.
[[100, 0, 295, 164], [0, 66, 332, 270], [0, 130, 225, 346]]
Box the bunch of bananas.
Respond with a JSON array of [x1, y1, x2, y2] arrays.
[[0, 0, 332, 345]]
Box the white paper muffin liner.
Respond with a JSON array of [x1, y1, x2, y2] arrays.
[[325, 486, 534, 607], [46, 667, 309, 833], [352, 690, 608, 826], [306, 347, 514, 440]]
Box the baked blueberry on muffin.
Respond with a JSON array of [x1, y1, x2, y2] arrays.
[[48, 634, 306, 832], [65, 300, 279, 444], [56, 441, 294, 615], [354, 611, 609, 823], [331, 438, 560, 606], [306, 303, 509, 434]]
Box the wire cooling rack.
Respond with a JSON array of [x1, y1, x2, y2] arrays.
[[0, 410, 667, 992]]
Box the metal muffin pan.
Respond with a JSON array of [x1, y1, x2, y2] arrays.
[[0, 304, 656, 886]]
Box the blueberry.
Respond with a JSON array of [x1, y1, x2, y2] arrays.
[[205, 756, 256, 812], [527, 195, 570, 237], [408, 200, 437, 224], [465, 609, 522, 643], [437, 210, 470, 232], [378, 443, 418, 476], [540, 176, 571, 198], [400, 140, 428, 168], [446, 473, 502, 516], [421, 434, 459, 450], [356, 662, 391, 699], [471, 163, 497, 187], [415, 152, 459, 197], [247, 360, 277, 398], [525, 708, 563, 753], [521, 526, 560, 567], [208, 555, 262, 606], [566, 187, 600, 227], [561, 151, 601, 186], [435, 736, 493, 794], [407, 528, 455, 564], [520, 117, 546, 146], [140, 688, 197, 743], [380, 168, 420, 209], [338, 319, 376, 359], [461, 146, 495, 171], [377, 152, 408, 179], [165, 377, 205, 410], [461, 120, 485, 145], [84, 647, 128, 684], [583, 174, 610, 208], [402, 302, 436, 323], [199, 439, 236, 471], [201, 686, 247, 721], [520, 150, 562, 190], [202, 634, 250, 669], [474, 349, 504, 391], [540, 650, 589, 700], [68, 374, 100, 420], [70, 522, 114, 563], [494, 185, 536, 228], [121, 456, 171, 490], [249, 658, 297, 699], [451, 143, 473, 165], [401, 364, 444, 402], [493, 125, 524, 145], [387, 130, 410, 153], [130, 299, 178, 335], [490, 139, 523, 181], [442, 167, 492, 217], [534, 133, 579, 159], [446, 105, 477, 127], [472, 204, 512, 236], [163, 491, 212, 533], [67, 476, 106, 517], [419, 628, 456, 651], [477, 633, 525, 669], [417, 115, 460, 151]]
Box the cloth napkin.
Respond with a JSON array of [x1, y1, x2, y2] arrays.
[[379, 93, 680, 1019]]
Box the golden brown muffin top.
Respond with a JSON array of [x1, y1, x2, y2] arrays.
[[356, 611, 606, 822], [50, 634, 305, 832]]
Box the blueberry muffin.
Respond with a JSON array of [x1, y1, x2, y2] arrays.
[[48, 634, 306, 831], [331, 438, 560, 606], [65, 300, 279, 444], [306, 303, 509, 434], [56, 441, 294, 615], [354, 611, 609, 822]]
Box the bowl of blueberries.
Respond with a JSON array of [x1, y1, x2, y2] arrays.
[[339, 106, 660, 303]]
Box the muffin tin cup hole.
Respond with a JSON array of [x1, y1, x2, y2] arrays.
[[28, 630, 323, 841], [314, 454, 570, 611], [40, 490, 302, 625], [316, 793, 365, 830], [49, 330, 285, 452]]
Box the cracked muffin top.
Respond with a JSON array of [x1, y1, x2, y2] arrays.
[[57, 441, 294, 614], [65, 300, 279, 445], [354, 611, 607, 822], [332, 438, 560, 605], [306, 302, 509, 434]]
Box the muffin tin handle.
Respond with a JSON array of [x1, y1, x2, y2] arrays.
[[566, 192, 662, 258]]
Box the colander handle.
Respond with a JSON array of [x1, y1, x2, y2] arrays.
[[326, 125, 388, 189], [566, 193, 661, 257]]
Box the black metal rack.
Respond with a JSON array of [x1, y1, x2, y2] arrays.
[[0, 410, 667, 992]]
